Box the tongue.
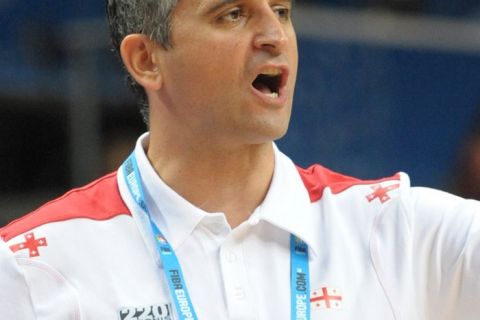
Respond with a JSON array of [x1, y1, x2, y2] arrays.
[[254, 83, 272, 94]]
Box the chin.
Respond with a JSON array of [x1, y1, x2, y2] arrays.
[[246, 120, 291, 145], [271, 127, 290, 142]]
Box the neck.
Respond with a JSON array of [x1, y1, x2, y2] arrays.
[[146, 133, 275, 228]]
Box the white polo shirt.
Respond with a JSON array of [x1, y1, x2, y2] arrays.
[[1, 133, 480, 320]]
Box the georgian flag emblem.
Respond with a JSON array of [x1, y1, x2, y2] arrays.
[[310, 287, 343, 310]]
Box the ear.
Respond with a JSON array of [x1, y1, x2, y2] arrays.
[[120, 34, 163, 91]]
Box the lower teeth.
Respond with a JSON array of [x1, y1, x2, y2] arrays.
[[269, 92, 279, 98]]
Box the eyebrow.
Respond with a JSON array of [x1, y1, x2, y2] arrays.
[[203, 0, 240, 16], [202, 0, 295, 16]]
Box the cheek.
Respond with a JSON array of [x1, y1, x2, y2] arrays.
[[163, 53, 237, 111], [290, 46, 299, 77], [287, 32, 299, 72]]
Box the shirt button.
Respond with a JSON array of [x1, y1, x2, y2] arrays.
[[234, 287, 246, 300], [226, 252, 237, 263]]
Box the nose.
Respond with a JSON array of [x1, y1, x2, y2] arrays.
[[253, 10, 289, 54]]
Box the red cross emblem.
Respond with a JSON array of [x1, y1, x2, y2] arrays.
[[366, 183, 400, 204], [9, 232, 48, 257], [310, 287, 343, 310]]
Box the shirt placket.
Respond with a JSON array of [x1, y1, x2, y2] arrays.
[[220, 224, 257, 320]]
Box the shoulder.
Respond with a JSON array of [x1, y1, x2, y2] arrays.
[[406, 186, 480, 236], [296, 163, 478, 218], [0, 172, 131, 242], [296, 163, 402, 203], [409, 186, 472, 208]]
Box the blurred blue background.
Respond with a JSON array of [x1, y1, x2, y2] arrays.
[[284, 39, 480, 184], [1, 0, 480, 224]]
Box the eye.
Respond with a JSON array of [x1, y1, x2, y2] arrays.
[[219, 8, 244, 23], [274, 6, 291, 21]]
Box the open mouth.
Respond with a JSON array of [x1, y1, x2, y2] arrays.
[[252, 69, 284, 99]]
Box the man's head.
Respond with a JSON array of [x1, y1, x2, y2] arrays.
[[107, 0, 298, 146], [106, 0, 178, 123]]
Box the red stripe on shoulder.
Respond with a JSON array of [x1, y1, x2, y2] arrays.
[[1, 172, 131, 241], [297, 164, 401, 202]]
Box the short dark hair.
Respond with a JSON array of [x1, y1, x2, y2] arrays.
[[106, 0, 178, 124]]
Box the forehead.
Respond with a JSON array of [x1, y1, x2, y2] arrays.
[[178, 0, 294, 13]]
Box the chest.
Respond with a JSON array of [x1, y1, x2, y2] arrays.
[[66, 227, 395, 320]]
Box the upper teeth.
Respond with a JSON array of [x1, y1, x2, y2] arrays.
[[261, 68, 281, 76]]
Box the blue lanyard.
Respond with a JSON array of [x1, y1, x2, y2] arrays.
[[291, 235, 310, 320], [122, 152, 310, 320]]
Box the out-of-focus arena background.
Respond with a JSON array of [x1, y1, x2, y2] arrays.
[[1, 0, 480, 225]]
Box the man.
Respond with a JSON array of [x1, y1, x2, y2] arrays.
[[0, 1, 479, 319]]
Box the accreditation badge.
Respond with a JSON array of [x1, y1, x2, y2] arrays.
[[119, 303, 174, 320]]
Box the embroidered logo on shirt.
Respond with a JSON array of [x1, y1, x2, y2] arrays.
[[366, 183, 400, 204], [119, 304, 173, 320], [9, 232, 48, 257], [310, 287, 343, 310]]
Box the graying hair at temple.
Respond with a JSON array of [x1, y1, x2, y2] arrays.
[[106, 0, 178, 125]]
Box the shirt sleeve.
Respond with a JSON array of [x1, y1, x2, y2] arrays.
[[409, 187, 480, 320], [0, 240, 36, 319], [454, 211, 480, 318]]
